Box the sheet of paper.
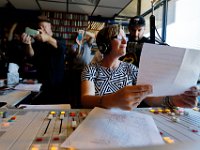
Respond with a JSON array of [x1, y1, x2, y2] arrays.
[[137, 43, 200, 96], [17, 104, 71, 109], [14, 83, 42, 92], [61, 107, 164, 149]]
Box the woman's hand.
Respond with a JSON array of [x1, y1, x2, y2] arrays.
[[172, 86, 199, 108], [112, 84, 152, 110], [21, 33, 32, 45]]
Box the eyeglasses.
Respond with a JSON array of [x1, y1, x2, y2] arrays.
[[111, 35, 127, 41]]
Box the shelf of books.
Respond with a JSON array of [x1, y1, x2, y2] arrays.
[[43, 11, 88, 46]]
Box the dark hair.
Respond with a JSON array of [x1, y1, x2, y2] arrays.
[[37, 15, 51, 24], [96, 24, 120, 55], [129, 16, 146, 27]]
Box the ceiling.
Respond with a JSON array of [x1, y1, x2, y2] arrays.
[[0, 0, 138, 18]]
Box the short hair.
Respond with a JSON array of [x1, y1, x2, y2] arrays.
[[96, 24, 121, 55], [129, 16, 146, 27], [37, 15, 51, 24]]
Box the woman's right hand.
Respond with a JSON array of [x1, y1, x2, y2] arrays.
[[112, 85, 152, 110]]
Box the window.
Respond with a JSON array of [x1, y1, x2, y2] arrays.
[[166, 0, 200, 50]]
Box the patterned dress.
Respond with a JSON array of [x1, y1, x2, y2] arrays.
[[81, 61, 138, 96]]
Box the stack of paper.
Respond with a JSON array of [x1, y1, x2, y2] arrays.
[[61, 107, 164, 149], [17, 104, 71, 110], [14, 83, 42, 92]]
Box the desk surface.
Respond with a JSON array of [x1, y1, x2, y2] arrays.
[[0, 108, 199, 150], [0, 90, 31, 107]]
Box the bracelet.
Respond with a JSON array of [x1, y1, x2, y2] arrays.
[[162, 96, 175, 109], [168, 96, 175, 108]]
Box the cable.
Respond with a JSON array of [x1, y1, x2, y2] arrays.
[[154, 26, 169, 46], [155, 26, 164, 42]]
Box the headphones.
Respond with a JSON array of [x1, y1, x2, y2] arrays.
[[96, 28, 111, 55], [98, 42, 111, 55]]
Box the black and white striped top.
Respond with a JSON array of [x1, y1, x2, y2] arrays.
[[81, 61, 138, 96]]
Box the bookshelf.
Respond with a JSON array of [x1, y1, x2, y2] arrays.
[[43, 11, 88, 47]]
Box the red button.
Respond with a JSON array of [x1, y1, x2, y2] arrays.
[[192, 129, 198, 132], [11, 116, 16, 120], [35, 137, 43, 142], [53, 137, 60, 141], [70, 112, 76, 117]]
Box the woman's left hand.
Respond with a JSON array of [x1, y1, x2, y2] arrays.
[[172, 86, 199, 108]]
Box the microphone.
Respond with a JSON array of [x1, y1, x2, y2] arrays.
[[150, 15, 155, 44], [149, 0, 158, 44]]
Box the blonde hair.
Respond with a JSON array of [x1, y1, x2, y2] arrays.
[[105, 24, 121, 41], [96, 24, 121, 55]]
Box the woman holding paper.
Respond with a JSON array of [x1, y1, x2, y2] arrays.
[[81, 24, 199, 110]]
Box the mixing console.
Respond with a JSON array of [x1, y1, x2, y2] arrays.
[[0, 108, 89, 150], [137, 108, 200, 143], [0, 107, 199, 150]]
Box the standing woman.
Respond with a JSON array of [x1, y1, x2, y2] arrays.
[[68, 30, 95, 108]]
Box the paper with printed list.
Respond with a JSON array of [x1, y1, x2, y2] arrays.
[[137, 43, 200, 96], [61, 107, 164, 149], [14, 83, 42, 92]]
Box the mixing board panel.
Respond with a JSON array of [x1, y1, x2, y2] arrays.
[[0, 107, 199, 150], [137, 108, 200, 143], [0, 108, 90, 150]]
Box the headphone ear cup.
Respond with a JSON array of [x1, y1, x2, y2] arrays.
[[98, 43, 108, 54]]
